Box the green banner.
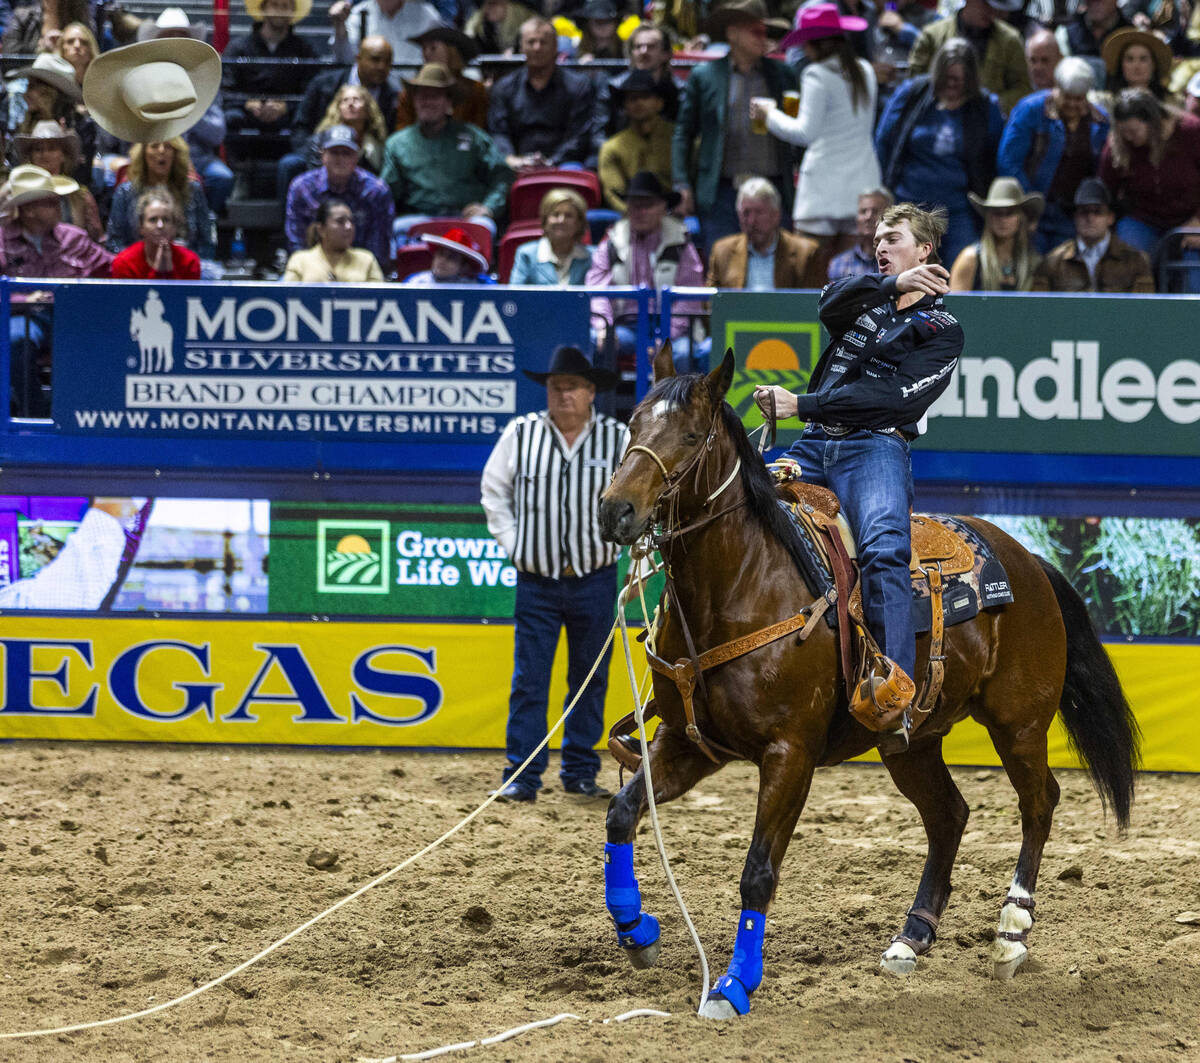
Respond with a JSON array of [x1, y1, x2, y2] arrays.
[[269, 501, 660, 620], [710, 290, 1200, 456]]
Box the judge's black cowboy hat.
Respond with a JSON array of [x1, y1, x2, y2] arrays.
[[625, 170, 681, 210], [523, 345, 618, 390]]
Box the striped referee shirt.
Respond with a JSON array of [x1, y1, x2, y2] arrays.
[[481, 409, 630, 579]]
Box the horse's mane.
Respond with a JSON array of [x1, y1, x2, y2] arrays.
[[645, 375, 814, 583]]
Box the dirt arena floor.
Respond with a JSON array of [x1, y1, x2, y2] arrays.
[[1, 742, 1198, 1063]]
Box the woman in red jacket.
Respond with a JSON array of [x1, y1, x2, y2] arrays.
[[111, 191, 201, 280]]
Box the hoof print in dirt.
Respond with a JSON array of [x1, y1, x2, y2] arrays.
[[305, 848, 339, 870], [461, 905, 494, 930]]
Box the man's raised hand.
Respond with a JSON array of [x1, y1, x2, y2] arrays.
[[895, 263, 950, 296]]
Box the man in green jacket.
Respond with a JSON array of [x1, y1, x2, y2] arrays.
[[381, 63, 513, 245], [671, 0, 797, 253], [908, 0, 1031, 115]]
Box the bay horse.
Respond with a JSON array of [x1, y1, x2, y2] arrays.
[[596, 347, 1140, 1019]]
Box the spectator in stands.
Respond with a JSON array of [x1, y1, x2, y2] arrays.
[[1100, 27, 1172, 103], [598, 70, 673, 213], [134, 8, 234, 216], [949, 176, 1042, 290], [12, 121, 101, 241], [907, 0, 1030, 115], [1025, 28, 1063, 93], [586, 170, 706, 372], [592, 23, 682, 157], [997, 56, 1108, 252], [381, 63, 511, 244], [307, 85, 389, 173], [2, 0, 89, 54], [465, 0, 536, 55], [1099, 88, 1200, 286], [0, 165, 111, 418], [1031, 176, 1154, 291], [827, 186, 894, 279], [224, 0, 317, 144], [280, 35, 398, 195], [106, 139, 216, 260], [672, 0, 798, 253], [706, 176, 823, 289], [286, 124, 394, 266], [56, 20, 97, 91], [111, 190, 202, 279], [398, 25, 489, 130], [752, 4, 879, 261], [4, 53, 90, 175], [488, 17, 594, 173], [573, 0, 623, 62], [330, 0, 442, 67], [509, 187, 592, 284], [404, 226, 495, 283], [284, 196, 384, 281], [876, 37, 1003, 267], [1058, 0, 1131, 63]]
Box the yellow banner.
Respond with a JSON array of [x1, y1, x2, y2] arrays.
[[0, 619, 1195, 773]]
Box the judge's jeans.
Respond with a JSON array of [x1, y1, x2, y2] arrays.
[[782, 427, 915, 680]]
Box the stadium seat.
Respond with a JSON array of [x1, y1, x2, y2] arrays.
[[394, 242, 433, 281], [407, 219, 494, 268], [508, 170, 602, 222], [497, 221, 543, 283]]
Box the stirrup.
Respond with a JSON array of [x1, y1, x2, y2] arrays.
[[850, 654, 916, 732]]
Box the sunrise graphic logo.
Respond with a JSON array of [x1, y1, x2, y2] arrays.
[[317, 520, 390, 594]]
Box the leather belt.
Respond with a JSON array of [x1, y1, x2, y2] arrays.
[[810, 423, 910, 440]]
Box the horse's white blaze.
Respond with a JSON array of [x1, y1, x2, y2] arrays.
[[651, 399, 675, 419]]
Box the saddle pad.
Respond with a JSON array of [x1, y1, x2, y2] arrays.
[[909, 516, 1015, 634]]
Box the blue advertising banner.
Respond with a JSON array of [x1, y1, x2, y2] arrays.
[[51, 283, 591, 444]]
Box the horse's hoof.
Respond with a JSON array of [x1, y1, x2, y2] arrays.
[[698, 995, 740, 1020], [624, 936, 661, 970], [879, 941, 917, 977], [991, 941, 1028, 981]]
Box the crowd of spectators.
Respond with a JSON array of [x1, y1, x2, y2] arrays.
[[2, 0, 1200, 413]]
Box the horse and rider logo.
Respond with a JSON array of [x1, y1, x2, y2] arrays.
[[129, 289, 174, 373]]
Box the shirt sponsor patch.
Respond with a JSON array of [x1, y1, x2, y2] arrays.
[[844, 330, 869, 348], [855, 313, 877, 332]]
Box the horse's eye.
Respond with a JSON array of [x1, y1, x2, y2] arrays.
[[684, 432, 698, 445]]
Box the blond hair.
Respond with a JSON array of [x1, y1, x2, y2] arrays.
[[539, 187, 588, 241], [879, 202, 948, 260], [128, 138, 194, 209]]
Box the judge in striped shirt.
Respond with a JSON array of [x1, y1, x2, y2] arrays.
[[481, 345, 630, 804]]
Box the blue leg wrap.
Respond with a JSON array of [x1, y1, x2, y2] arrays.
[[603, 843, 642, 928], [618, 912, 660, 950], [710, 910, 765, 1014]]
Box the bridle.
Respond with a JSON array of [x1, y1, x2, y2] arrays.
[[622, 405, 745, 546]]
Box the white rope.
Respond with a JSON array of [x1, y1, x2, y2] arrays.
[[704, 457, 741, 505], [618, 550, 712, 1014], [0, 621, 621, 1042]]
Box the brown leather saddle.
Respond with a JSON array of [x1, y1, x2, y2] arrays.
[[777, 480, 973, 737]]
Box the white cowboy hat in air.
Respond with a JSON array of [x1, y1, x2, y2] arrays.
[[82, 38, 221, 144]]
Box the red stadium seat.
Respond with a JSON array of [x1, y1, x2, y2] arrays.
[[407, 218, 494, 268], [393, 242, 433, 281], [497, 219, 592, 283], [508, 170, 602, 222]]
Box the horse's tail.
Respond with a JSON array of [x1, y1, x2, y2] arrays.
[[1038, 556, 1141, 830]]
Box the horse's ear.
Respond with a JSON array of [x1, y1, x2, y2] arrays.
[[706, 348, 735, 403], [652, 341, 675, 383]]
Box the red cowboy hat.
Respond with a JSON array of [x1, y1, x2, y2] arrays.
[[781, 3, 867, 48], [422, 227, 489, 272]]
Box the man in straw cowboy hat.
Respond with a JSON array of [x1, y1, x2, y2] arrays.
[[285, 124, 394, 266], [381, 63, 511, 246], [0, 165, 113, 418], [481, 345, 629, 803], [671, 0, 798, 253], [223, 0, 317, 139]]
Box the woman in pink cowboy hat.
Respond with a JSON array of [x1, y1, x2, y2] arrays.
[[749, 3, 881, 265]]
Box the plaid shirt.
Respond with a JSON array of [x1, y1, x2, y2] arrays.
[[284, 166, 395, 268], [826, 244, 876, 282], [0, 221, 112, 280]]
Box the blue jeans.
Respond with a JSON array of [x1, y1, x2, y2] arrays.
[[782, 428, 915, 679], [504, 565, 617, 792], [605, 325, 707, 374], [198, 157, 234, 214]]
